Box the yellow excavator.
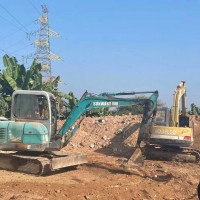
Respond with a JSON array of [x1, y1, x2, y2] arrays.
[[145, 81, 199, 162]]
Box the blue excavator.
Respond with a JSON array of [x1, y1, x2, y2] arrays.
[[0, 89, 158, 175]]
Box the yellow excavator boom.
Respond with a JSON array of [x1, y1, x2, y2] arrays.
[[170, 81, 186, 127]]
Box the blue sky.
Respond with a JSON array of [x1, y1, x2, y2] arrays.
[[0, 0, 200, 108]]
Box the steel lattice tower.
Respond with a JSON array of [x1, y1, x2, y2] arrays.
[[35, 5, 61, 80]]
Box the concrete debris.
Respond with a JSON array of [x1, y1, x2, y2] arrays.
[[90, 144, 95, 148], [102, 135, 107, 140]]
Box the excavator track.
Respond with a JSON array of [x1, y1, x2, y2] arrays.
[[144, 145, 200, 163], [0, 153, 51, 175], [0, 152, 87, 175]]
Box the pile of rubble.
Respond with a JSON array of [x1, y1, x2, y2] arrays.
[[61, 114, 142, 156], [59, 114, 200, 154]]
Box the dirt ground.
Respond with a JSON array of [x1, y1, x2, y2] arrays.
[[1, 115, 200, 200]]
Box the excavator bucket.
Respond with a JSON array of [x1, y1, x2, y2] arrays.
[[121, 147, 145, 172]]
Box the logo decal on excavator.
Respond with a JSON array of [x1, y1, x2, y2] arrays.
[[153, 129, 177, 135], [93, 102, 118, 106]]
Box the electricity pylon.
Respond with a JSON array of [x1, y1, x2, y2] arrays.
[[35, 5, 61, 80]]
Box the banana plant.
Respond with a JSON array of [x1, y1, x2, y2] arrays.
[[0, 55, 43, 116], [64, 91, 78, 115], [0, 55, 42, 96], [42, 76, 60, 94]]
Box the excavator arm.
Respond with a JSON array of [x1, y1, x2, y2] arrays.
[[170, 81, 187, 127], [58, 90, 159, 148]]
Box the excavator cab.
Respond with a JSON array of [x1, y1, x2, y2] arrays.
[[154, 107, 189, 128], [0, 90, 60, 152]]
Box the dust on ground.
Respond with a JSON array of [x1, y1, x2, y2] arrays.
[[0, 115, 200, 200]]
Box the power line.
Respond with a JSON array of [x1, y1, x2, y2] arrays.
[[0, 20, 37, 41], [3, 38, 27, 50], [0, 13, 25, 33], [28, 0, 41, 15], [0, 29, 20, 41], [0, 49, 7, 54], [10, 43, 33, 55], [0, 3, 29, 32]]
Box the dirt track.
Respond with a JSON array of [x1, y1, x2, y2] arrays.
[[1, 115, 200, 200]]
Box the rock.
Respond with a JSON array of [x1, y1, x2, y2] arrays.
[[70, 142, 77, 147], [84, 195, 90, 199], [115, 129, 123, 135], [97, 118, 106, 123], [102, 119, 106, 123], [90, 144, 95, 148], [187, 180, 194, 185], [9, 195, 17, 200], [102, 135, 107, 140], [80, 141, 87, 147]]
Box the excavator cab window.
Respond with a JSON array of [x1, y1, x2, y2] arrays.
[[13, 94, 49, 120], [38, 97, 49, 119], [154, 107, 170, 126]]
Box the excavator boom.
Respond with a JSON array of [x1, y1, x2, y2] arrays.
[[59, 90, 158, 148], [170, 81, 187, 127]]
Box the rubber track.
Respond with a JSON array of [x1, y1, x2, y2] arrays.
[[144, 145, 200, 162], [0, 153, 51, 175]]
